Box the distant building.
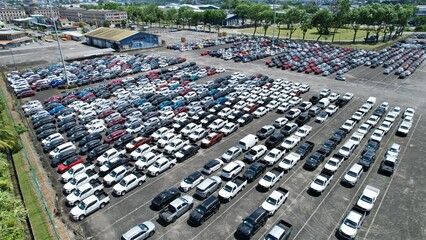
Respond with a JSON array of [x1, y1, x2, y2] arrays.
[[29, 8, 60, 18], [59, 8, 127, 26], [416, 5, 426, 17], [159, 3, 219, 12], [0, 29, 32, 48], [0, 8, 27, 22], [84, 27, 158, 51], [0, 20, 5, 28]]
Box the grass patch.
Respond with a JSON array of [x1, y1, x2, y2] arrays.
[[13, 151, 51, 240]]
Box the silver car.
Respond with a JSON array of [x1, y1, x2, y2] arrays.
[[121, 221, 156, 240]]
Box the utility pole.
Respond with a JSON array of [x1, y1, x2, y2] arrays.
[[10, 48, 17, 71], [47, 0, 69, 86], [272, 0, 277, 47]]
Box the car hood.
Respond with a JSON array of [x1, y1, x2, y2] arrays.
[[261, 202, 275, 212], [218, 189, 232, 198], [175, 152, 184, 158], [125, 143, 135, 148], [66, 192, 79, 202], [99, 165, 110, 172], [147, 165, 159, 172], [61, 172, 72, 180], [258, 178, 270, 186], [310, 182, 324, 191], [237, 222, 252, 237], [70, 206, 84, 217], [343, 174, 357, 183], [113, 183, 126, 192], [103, 174, 115, 183], [63, 182, 76, 190], [339, 223, 357, 238], [357, 199, 373, 211]]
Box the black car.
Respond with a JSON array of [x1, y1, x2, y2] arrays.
[[335, 98, 349, 107], [235, 207, 269, 239], [35, 123, 56, 135], [358, 150, 376, 170], [157, 119, 173, 129], [151, 188, 181, 210], [87, 143, 110, 161], [192, 111, 209, 123], [50, 149, 77, 167], [33, 117, 55, 129], [43, 138, 65, 153], [330, 129, 347, 144], [309, 95, 321, 105], [243, 162, 266, 182], [57, 117, 76, 128], [318, 139, 338, 157], [362, 140, 380, 155], [80, 116, 96, 126], [280, 123, 298, 137], [69, 130, 88, 143], [59, 121, 77, 133], [296, 141, 315, 159], [138, 126, 157, 138], [99, 157, 130, 177], [238, 114, 254, 127], [105, 124, 125, 136], [78, 132, 102, 147], [188, 195, 220, 226], [373, 107, 386, 118], [176, 144, 200, 162], [227, 110, 244, 122], [265, 133, 284, 149], [295, 113, 311, 126], [114, 134, 134, 149], [174, 119, 191, 132], [66, 125, 86, 137], [37, 128, 57, 141], [201, 115, 219, 128], [304, 151, 325, 170], [79, 139, 102, 155]]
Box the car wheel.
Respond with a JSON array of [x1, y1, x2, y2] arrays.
[[172, 216, 177, 223], [94, 190, 100, 195], [100, 203, 106, 209], [138, 181, 143, 186], [79, 215, 85, 221], [170, 163, 175, 169], [154, 172, 159, 176], [122, 191, 126, 196], [149, 231, 155, 237]]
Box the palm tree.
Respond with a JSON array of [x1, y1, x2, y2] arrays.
[[0, 127, 18, 154]]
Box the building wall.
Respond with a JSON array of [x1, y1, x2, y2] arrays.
[[86, 32, 158, 50], [0, 32, 26, 40], [59, 8, 127, 25], [0, 9, 27, 22], [31, 8, 60, 18]]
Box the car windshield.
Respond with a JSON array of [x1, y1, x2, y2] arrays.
[[195, 206, 206, 214], [267, 152, 276, 158], [138, 224, 148, 231], [361, 195, 373, 204], [314, 179, 324, 185], [344, 219, 358, 229], [249, 150, 257, 155], [153, 162, 160, 168], [328, 160, 337, 166], [184, 177, 194, 184], [243, 219, 255, 228], [119, 179, 127, 186], [282, 158, 291, 164], [347, 171, 358, 177], [224, 185, 233, 192], [109, 171, 117, 177], [263, 175, 273, 181], [73, 189, 81, 196], [69, 178, 76, 184], [389, 148, 398, 154], [383, 160, 395, 167], [266, 197, 276, 205], [77, 201, 86, 210], [67, 169, 74, 174]]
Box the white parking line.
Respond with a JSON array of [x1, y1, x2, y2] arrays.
[[364, 114, 422, 239]]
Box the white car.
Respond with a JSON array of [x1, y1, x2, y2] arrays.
[[253, 107, 268, 118], [403, 107, 415, 118], [174, 112, 189, 122], [208, 119, 227, 131], [370, 129, 385, 142], [358, 103, 372, 113], [356, 123, 372, 135], [386, 143, 401, 157], [294, 125, 312, 139], [328, 93, 340, 102], [88, 124, 106, 134], [151, 127, 173, 141], [316, 111, 329, 123], [273, 117, 288, 128], [325, 105, 339, 116], [384, 113, 397, 123], [396, 122, 411, 136], [378, 120, 393, 134], [218, 107, 232, 118], [85, 119, 105, 129], [220, 122, 239, 136], [278, 152, 300, 171], [188, 128, 209, 142], [58, 112, 76, 121], [341, 120, 356, 132], [221, 146, 242, 162], [379, 102, 389, 111], [338, 209, 365, 239], [202, 159, 224, 174], [351, 111, 365, 122], [263, 148, 284, 166], [179, 172, 204, 192], [366, 115, 380, 127], [288, 97, 302, 106], [349, 132, 364, 147], [216, 67, 226, 73], [323, 154, 344, 173], [391, 106, 401, 116], [266, 100, 280, 110], [221, 160, 245, 180], [342, 92, 354, 100]]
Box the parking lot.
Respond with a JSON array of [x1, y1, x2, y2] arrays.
[[9, 34, 426, 240]]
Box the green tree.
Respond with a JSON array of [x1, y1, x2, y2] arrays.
[[348, 7, 363, 43], [78, 22, 84, 28], [103, 20, 111, 28], [103, 2, 124, 11], [330, 0, 350, 42], [178, 7, 193, 29], [235, 4, 251, 25], [221, 0, 240, 11], [165, 8, 178, 28], [0, 127, 18, 154], [311, 9, 333, 41], [395, 4, 415, 36], [300, 16, 312, 40], [260, 9, 274, 36], [248, 3, 270, 36], [284, 8, 307, 39]]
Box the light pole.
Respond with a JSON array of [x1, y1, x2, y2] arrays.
[[10, 48, 17, 71], [272, 0, 277, 48], [47, 0, 69, 86]]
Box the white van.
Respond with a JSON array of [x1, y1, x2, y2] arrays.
[[238, 134, 259, 151], [366, 97, 376, 106], [318, 98, 330, 109], [49, 142, 76, 158]]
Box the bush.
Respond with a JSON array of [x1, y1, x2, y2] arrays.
[[14, 125, 27, 135], [415, 25, 426, 32]]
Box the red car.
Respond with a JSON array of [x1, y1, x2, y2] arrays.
[[201, 51, 208, 56], [207, 69, 217, 75], [44, 95, 61, 104], [107, 117, 126, 127], [81, 93, 95, 101], [173, 106, 189, 115], [179, 88, 193, 96], [108, 79, 122, 87], [104, 130, 126, 144], [245, 103, 260, 113], [99, 109, 116, 119], [200, 132, 224, 148], [17, 90, 35, 99], [125, 136, 153, 152], [62, 94, 77, 102], [57, 155, 84, 173]]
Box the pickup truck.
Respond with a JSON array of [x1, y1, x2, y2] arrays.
[[63, 170, 99, 194], [218, 176, 247, 201], [279, 135, 301, 151], [264, 220, 293, 240], [134, 151, 163, 170], [164, 139, 189, 155], [261, 187, 289, 215], [309, 171, 333, 193], [159, 195, 194, 224], [294, 125, 312, 139], [338, 208, 366, 239], [356, 185, 380, 212], [96, 148, 126, 166], [113, 172, 146, 196], [278, 152, 301, 171], [98, 157, 130, 177], [147, 157, 177, 177], [103, 163, 135, 186], [66, 179, 104, 206], [130, 144, 158, 160], [258, 167, 284, 190], [61, 162, 95, 183], [70, 191, 110, 221], [323, 154, 345, 173]]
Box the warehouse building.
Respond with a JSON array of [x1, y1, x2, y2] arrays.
[[84, 27, 158, 51]]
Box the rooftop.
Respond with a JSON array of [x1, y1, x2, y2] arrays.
[[84, 27, 138, 42]]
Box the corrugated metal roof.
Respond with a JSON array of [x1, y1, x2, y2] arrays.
[[84, 27, 138, 42]]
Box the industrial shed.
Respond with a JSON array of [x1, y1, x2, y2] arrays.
[[84, 27, 158, 51]]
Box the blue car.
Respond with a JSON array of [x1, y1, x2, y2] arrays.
[[215, 97, 228, 105], [134, 98, 148, 107], [77, 91, 91, 99], [158, 100, 172, 110], [49, 105, 66, 115], [169, 83, 180, 90], [172, 100, 186, 110], [208, 89, 219, 96], [190, 75, 199, 81], [49, 79, 65, 87]]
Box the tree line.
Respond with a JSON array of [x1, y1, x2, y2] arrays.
[[84, 1, 416, 43]]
